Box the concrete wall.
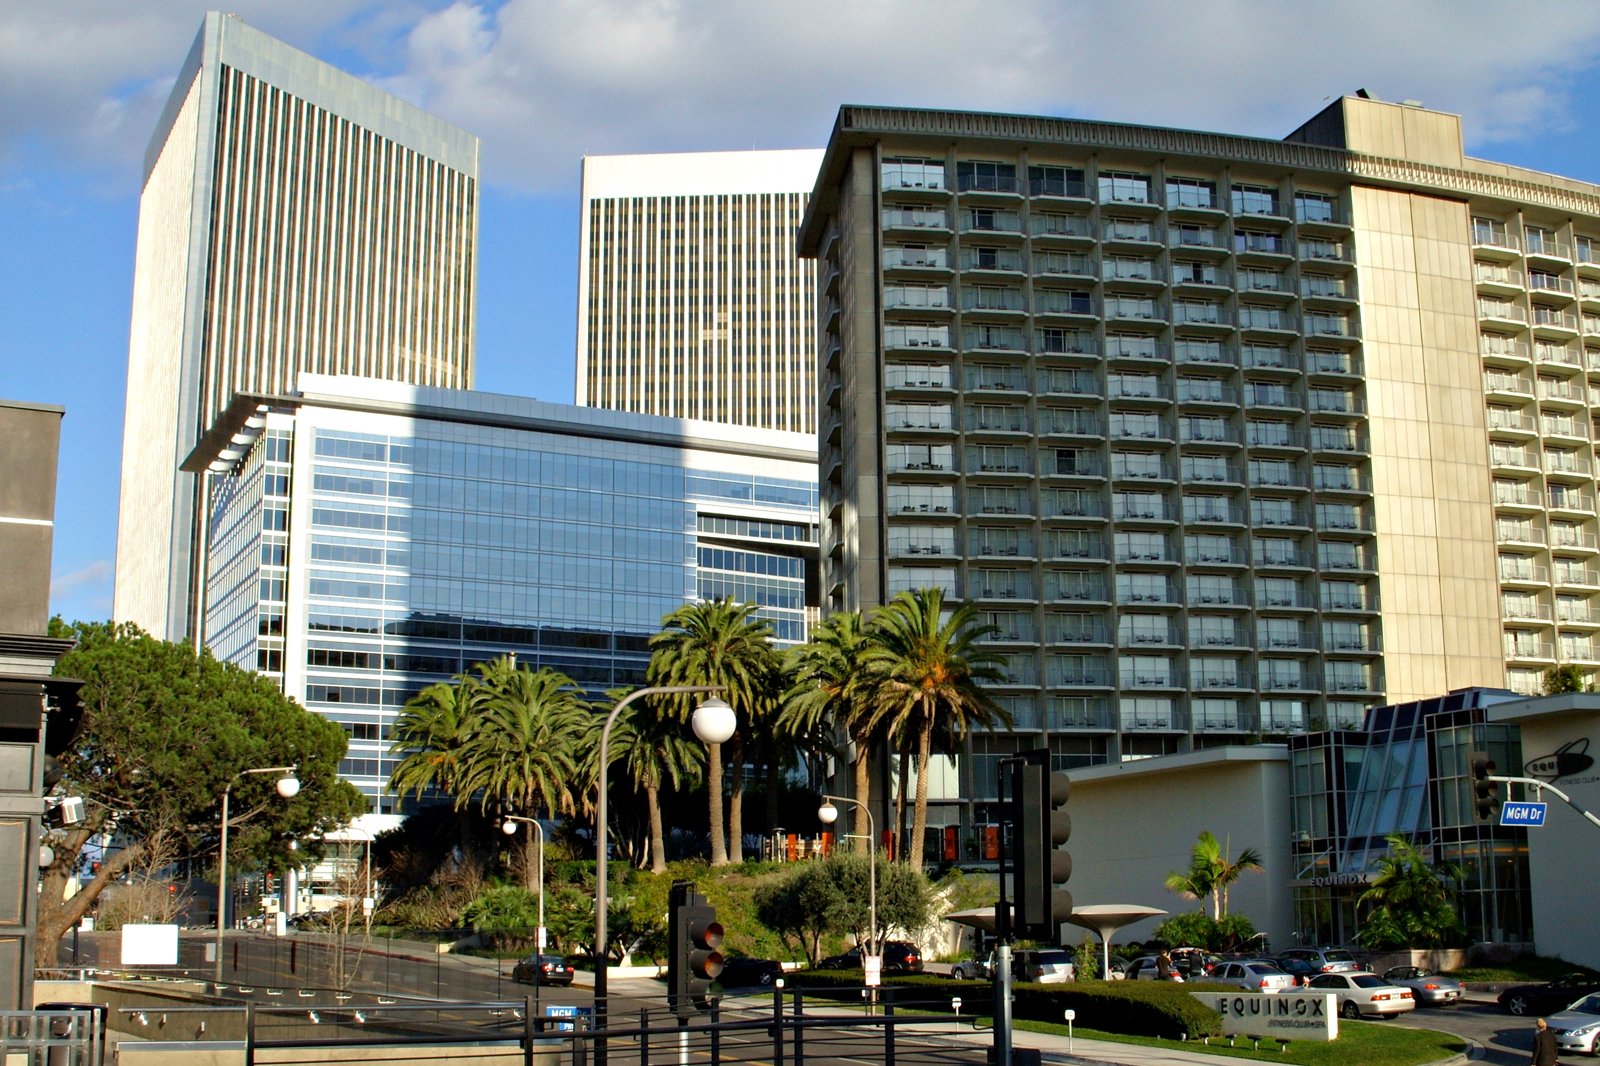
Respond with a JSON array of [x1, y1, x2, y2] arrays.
[[1063, 747, 1293, 951], [0, 399, 63, 634], [1488, 695, 1600, 969]]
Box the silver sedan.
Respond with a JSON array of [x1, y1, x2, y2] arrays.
[[1382, 966, 1463, 1006]]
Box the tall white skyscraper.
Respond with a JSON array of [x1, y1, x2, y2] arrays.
[[114, 12, 479, 642], [576, 150, 823, 434]]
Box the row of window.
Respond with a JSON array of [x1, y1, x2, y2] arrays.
[[882, 210, 1351, 258], [882, 159, 1341, 222]]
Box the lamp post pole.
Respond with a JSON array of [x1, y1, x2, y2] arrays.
[[501, 816, 546, 949], [594, 685, 732, 1066], [817, 796, 876, 959], [214, 766, 299, 987]]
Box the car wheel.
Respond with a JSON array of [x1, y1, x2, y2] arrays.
[[1342, 1001, 1360, 1020], [1507, 995, 1530, 1016], [952, 966, 967, 981]]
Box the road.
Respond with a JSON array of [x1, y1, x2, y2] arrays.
[[1392, 999, 1537, 1065]]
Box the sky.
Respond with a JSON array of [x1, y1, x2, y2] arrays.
[[6, 0, 1600, 624]]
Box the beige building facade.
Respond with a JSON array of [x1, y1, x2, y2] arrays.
[[799, 96, 1600, 835], [576, 150, 823, 434], [114, 13, 479, 644]]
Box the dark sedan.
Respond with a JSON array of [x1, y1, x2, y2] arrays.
[[718, 956, 783, 988], [512, 953, 575, 987], [1498, 972, 1600, 1016], [816, 941, 924, 974]]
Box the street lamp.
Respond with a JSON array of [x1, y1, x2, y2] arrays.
[[501, 817, 546, 951], [594, 686, 730, 1062], [818, 795, 876, 961], [215, 766, 299, 986]]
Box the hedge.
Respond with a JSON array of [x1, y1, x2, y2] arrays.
[[785, 971, 1222, 1040]]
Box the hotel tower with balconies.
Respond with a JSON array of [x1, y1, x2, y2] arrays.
[[799, 96, 1600, 823]]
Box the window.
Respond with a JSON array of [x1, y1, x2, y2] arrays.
[[1189, 616, 1238, 646], [1232, 183, 1280, 215], [1098, 171, 1151, 203], [1187, 573, 1235, 605], [1258, 616, 1304, 648], [1169, 222, 1221, 248], [1111, 451, 1165, 479], [883, 205, 948, 229], [1172, 260, 1221, 285], [1246, 419, 1297, 447], [1181, 415, 1229, 443], [1105, 295, 1157, 319], [1036, 328, 1094, 355], [1186, 533, 1237, 564], [957, 160, 1017, 193], [1106, 333, 1161, 360], [882, 157, 945, 190], [1113, 491, 1166, 521], [886, 442, 953, 471], [884, 283, 949, 309], [1181, 454, 1231, 483], [1029, 165, 1086, 197], [1110, 411, 1162, 439], [1165, 177, 1216, 209], [1183, 494, 1235, 524], [1116, 573, 1170, 604], [885, 363, 951, 389], [885, 244, 947, 269], [1103, 218, 1156, 242], [1294, 191, 1338, 223], [1116, 531, 1168, 562]]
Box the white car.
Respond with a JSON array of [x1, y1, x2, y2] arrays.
[[1212, 960, 1297, 992], [1306, 971, 1416, 1018], [1550, 993, 1600, 1056]]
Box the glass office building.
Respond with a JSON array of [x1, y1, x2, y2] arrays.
[[196, 375, 818, 808], [798, 94, 1600, 839], [1288, 687, 1532, 947]]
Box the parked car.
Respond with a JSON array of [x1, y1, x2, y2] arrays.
[[950, 954, 993, 981], [1274, 955, 1320, 987], [1381, 966, 1463, 1006], [1278, 946, 1361, 974], [816, 940, 924, 974], [1548, 993, 1600, 1057], [1012, 949, 1075, 984], [1169, 948, 1223, 979], [718, 956, 782, 989], [512, 953, 575, 986], [1497, 973, 1600, 1016], [1306, 971, 1416, 1019], [1126, 955, 1183, 981], [1212, 960, 1296, 992]]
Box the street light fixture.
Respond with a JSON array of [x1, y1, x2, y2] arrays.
[[501, 816, 547, 951], [215, 766, 299, 986], [818, 795, 877, 963], [594, 687, 729, 1065]]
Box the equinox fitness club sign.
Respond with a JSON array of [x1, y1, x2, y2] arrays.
[[1191, 992, 1340, 1041]]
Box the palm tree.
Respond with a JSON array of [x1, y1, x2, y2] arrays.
[[387, 672, 484, 802], [780, 611, 879, 850], [647, 598, 779, 865], [1165, 831, 1262, 919], [1357, 834, 1466, 948], [605, 693, 705, 872], [453, 659, 595, 889], [863, 588, 1007, 868]]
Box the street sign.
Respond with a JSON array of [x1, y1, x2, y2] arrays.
[[863, 954, 882, 987], [1500, 801, 1548, 827]]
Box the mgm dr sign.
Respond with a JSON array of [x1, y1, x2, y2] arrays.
[[1192, 992, 1339, 1041]]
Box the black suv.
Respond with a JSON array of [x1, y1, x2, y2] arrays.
[[816, 941, 924, 973]]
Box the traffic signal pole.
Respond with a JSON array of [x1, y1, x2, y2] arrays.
[[1488, 773, 1600, 831], [994, 758, 1017, 1066]]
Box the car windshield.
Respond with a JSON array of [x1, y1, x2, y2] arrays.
[[1325, 950, 1356, 962], [1036, 952, 1071, 965], [1247, 964, 1284, 974], [1352, 975, 1388, 988], [1569, 995, 1600, 1014]]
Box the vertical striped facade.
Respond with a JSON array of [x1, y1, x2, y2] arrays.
[[113, 13, 478, 643], [576, 151, 822, 435]]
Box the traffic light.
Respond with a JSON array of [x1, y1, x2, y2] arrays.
[[1011, 748, 1073, 942], [1470, 751, 1499, 822], [668, 881, 724, 1019]]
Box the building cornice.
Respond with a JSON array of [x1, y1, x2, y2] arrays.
[[800, 104, 1600, 252]]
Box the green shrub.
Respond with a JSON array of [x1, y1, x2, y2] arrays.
[[786, 971, 1220, 1040]]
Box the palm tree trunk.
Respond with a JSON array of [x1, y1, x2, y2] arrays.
[[646, 780, 667, 874], [707, 741, 728, 866], [895, 746, 910, 861], [524, 832, 538, 894], [727, 735, 746, 864], [909, 715, 933, 869], [852, 741, 873, 855]]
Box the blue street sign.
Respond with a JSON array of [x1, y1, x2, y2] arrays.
[[1500, 801, 1548, 827]]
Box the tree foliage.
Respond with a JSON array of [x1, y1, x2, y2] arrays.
[[1543, 663, 1588, 694], [752, 852, 934, 965], [40, 621, 366, 964], [1152, 911, 1258, 952], [1163, 831, 1262, 919], [1356, 835, 1465, 949]]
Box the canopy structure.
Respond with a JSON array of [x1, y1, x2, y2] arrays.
[[943, 904, 1167, 978], [1062, 905, 1167, 979]]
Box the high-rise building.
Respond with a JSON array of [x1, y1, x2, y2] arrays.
[[195, 374, 818, 808], [114, 13, 479, 643], [576, 150, 823, 434], [798, 96, 1600, 831]]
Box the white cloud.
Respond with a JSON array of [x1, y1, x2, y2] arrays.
[[50, 560, 113, 622], [4, 0, 1600, 194]]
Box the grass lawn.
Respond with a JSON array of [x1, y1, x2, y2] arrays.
[[1013, 1016, 1466, 1066]]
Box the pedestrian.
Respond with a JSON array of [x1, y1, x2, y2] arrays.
[[1532, 1017, 1559, 1066]]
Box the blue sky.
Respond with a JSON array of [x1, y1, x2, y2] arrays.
[[5, 0, 1600, 623]]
